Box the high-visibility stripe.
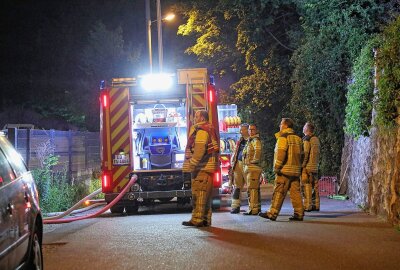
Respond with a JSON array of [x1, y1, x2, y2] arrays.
[[112, 166, 131, 192], [111, 117, 129, 143], [112, 135, 130, 155], [191, 84, 206, 110], [110, 88, 127, 111], [111, 102, 130, 126], [114, 176, 130, 192], [108, 87, 131, 188], [193, 94, 206, 108], [110, 124, 130, 147]]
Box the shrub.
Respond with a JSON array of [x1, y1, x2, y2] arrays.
[[89, 177, 104, 199], [32, 155, 88, 213]]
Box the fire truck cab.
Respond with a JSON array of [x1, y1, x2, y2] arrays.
[[99, 68, 221, 214]]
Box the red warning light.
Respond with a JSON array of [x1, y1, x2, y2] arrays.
[[213, 171, 221, 188], [102, 94, 108, 108], [209, 90, 213, 103]]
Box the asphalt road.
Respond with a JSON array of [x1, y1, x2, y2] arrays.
[[43, 189, 400, 270]]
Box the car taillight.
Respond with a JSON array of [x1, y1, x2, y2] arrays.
[[213, 171, 221, 188]]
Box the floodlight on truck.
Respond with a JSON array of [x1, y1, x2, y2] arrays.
[[139, 73, 174, 91]]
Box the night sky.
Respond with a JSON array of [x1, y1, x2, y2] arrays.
[[0, 0, 195, 131]]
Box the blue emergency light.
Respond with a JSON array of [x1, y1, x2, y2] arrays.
[[100, 80, 106, 90]]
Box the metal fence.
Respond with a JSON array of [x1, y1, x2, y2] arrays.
[[319, 176, 337, 196], [7, 128, 100, 182]]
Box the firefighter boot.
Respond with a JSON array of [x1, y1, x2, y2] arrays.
[[244, 188, 260, 215], [289, 213, 303, 221], [267, 188, 285, 220], [259, 211, 277, 221], [312, 179, 320, 211], [187, 190, 208, 226], [303, 183, 313, 211], [230, 188, 241, 214]]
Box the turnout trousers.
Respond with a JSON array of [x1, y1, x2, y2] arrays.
[[231, 161, 246, 209], [190, 171, 213, 225], [301, 171, 319, 210], [268, 174, 304, 219], [244, 166, 262, 214]]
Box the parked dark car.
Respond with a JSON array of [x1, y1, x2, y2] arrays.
[[0, 132, 43, 269]]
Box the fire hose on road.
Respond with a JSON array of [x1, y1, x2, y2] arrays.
[[43, 174, 137, 224]]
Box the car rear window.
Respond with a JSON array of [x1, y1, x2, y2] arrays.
[[0, 149, 15, 185], [0, 136, 27, 177]]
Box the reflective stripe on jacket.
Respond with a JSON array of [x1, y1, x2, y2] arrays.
[[274, 128, 302, 177], [183, 121, 219, 173], [231, 136, 246, 170], [302, 135, 320, 173], [243, 134, 262, 170]]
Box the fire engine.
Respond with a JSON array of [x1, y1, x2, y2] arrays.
[[99, 68, 222, 214]]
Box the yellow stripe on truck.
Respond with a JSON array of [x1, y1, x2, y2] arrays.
[[114, 177, 129, 192], [112, 131, 130, 154], [111, 102, 130, 125], [111, 116, 129, 140], [110, 88, 127, 111]]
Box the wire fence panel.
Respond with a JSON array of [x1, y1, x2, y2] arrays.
[[8, 128, 100, 183]]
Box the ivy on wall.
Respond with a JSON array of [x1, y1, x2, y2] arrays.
[[344, 38, 378, 138], [376, 16, 400, 127]]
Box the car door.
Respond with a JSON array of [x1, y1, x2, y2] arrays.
[[0, 149, 18, 269], [0, 138, 30, 269]]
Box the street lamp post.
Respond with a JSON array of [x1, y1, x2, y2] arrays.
[[146, 0, 152, 73], [157, 0, 162, 72], [145, 0, 175, 73]]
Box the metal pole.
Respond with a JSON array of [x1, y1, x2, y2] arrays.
[[156, 0, 163, 72], [145, 0, 152, 73]]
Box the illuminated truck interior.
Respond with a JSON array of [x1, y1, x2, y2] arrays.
[[131, 103, 187, 171]]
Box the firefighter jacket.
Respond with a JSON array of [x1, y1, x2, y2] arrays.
[[302, 134, 320, 173], [231, 136, 247, 171], [243, 134, 262, 170], [273, 128, 302, 177], [183, 121, 219, 173]]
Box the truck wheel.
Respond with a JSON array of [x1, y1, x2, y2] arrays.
[[159, 197, 174, 203], [212, 197, 221, 210], [125, 204, 139, 215], [110, 205, 124, 214]]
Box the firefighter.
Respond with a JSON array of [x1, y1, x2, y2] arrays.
[[229, 123, 249, 214], [242, 124, 263, 215], [182, 110, 219, 227], [301, 122, 321, 211], [259, 118, 304, 221]]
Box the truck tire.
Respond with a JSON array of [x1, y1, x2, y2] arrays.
[[212, 197, 221, 210], [110, 205, 124, 214], [159, 197, 174, 203], [125, 204, 139, 215]]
